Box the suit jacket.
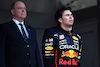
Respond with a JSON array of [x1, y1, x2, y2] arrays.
[[0, 20, 42, 67]]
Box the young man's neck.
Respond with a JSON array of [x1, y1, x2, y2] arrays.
[[60, 25, 72, 31]]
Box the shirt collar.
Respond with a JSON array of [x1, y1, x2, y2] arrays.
[[58, 26, 73, 36], [12, 18, 24, 25]]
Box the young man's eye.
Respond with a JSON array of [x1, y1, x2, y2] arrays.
[[71, 14, 73, 16], [65, 14, 70, 16], [65, 14, 73, 16]]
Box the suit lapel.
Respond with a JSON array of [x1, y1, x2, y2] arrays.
[[10, 21, 26, 41], [10, 20, 31, 43]]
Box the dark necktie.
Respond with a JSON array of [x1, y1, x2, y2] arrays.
[[19, 24, 28, 43], [19, 24, 31, 66]]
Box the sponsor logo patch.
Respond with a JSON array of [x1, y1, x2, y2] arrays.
[[45, 46, 53, 50]]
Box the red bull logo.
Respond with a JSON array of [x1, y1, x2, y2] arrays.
[[59, 58, 78, 66], [61, 50, 78, 58]]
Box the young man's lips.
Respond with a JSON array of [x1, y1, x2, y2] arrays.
[[69, 20, 73, 22]]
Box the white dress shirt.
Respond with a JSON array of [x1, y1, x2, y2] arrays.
[[12, 18, 29, 38]]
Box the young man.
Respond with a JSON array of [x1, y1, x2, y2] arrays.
[[42, 6, 82, 67], [0, 1, 42, 67]]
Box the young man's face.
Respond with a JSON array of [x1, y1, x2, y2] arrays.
[[59, 10, 74, 26], [11, 1, 27, 21]]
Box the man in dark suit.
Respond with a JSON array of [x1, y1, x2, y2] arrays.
[[0, 1, 42, 67]]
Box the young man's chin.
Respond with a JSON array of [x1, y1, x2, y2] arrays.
[[67, 23, 73, 26]]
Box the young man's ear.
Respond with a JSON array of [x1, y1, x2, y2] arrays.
[[58, 18, 62, 23]]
